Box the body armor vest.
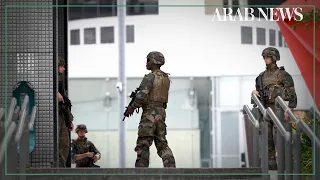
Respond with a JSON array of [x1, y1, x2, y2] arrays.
[[262, 69, 281, 89], [261, 69, 284, 104], [72, 138, 91, 167], [148, 70, 170, 104]]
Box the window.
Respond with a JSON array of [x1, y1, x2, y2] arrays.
[[100, 26, 114, 44], [68, 0, 118, 20], [84, 28, 96, 44], [248, 0, 286, 18], [269, 29, 276, 46], [241, 26, 252, 44], [223, 0, 229, 14], [278, 31, 283, 47], [232, 0, 239, 16], [70, 29, 80, 45], [256, 28, 266, 45], [68, 0, 84, 21], [222, 0, 239, 15], [126, 25, 135, 43], [99, 0, 117, 17], [83, 7, 98, 19], [127, 0, 159, 16]]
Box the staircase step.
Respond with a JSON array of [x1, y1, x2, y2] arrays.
[[25, 168, 265, 180]]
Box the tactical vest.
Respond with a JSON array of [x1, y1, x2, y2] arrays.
[[261, 69, 285, 104], [147, 70, 170, 104], [72, 139, 91, 167], [262, 69, 282, 89]]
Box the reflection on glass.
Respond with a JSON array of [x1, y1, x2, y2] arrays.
[[68, 0, 158, 21]]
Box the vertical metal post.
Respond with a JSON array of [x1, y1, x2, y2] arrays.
[[284, 122, 293, 180], [277, 110, 285, 180], [251, 107, 260, 167], [0, 114, 4, 180], [210, 77, 217, 168], [7, 127, 17, 180], [252, 125, 259, 167], [117, 0, 127, 168], [19, 127, 29, 180], [314, 123, 320, 180], [293, 125, 301, 180], [261, 122, 269, 180]]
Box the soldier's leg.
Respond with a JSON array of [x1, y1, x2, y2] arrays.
[[268, 121, 277, 170], [58, 113, 70, 168], [154, 120, 176, 168], [134, 115, 155, 167]]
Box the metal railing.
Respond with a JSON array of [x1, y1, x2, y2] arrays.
[[243, 94, 320, 180], [0, 95, 37, 180]]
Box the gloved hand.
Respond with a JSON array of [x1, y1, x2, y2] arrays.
[[124, 106, 134, 117]]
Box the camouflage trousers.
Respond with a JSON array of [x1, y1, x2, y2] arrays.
[[58, 112, 70, 168], [266, 120, 277, 170], [134, 107, 176, 168]]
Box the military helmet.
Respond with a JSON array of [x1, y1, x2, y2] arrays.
[[262, 47, 280, 61], [58, 57, 65, 67], [75, 124, 88, 133], [147, 51, 165, 65]]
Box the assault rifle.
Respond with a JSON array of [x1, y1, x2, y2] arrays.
[[60, 96, 73, 128], [122, 88, 140, 121], [252, 75, 268, 106]]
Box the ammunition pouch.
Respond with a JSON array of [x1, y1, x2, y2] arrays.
[[267, 85, 285, 104]]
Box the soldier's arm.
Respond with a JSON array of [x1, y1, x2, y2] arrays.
[[90, 142, 101, 160], [71, 141, 89, 162], [282, 71, 297, 108], [130, 73, 155, 109]]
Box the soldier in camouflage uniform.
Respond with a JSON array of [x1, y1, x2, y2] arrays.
[[252, 47, 297, 170], [58, 57, 74, 167], [71, 124, 101, 167], [58, 58, 73, 167], [124, 51, 176, 168]]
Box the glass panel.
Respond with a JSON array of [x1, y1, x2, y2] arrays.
[[221, 157, 240, 168], [221, 111, 239, 155], [219, 77, 241, 107]]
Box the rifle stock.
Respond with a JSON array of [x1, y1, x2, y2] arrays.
[[123, 88, 140, 121], [253, 75, 267, 106]]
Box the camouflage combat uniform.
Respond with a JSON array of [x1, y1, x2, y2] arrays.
[[129, 51, 176, 168], [71, 125, 101, 167], [58, 58, 72, 167], [256, 47, 297, 170]]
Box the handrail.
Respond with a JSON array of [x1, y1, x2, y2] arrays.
[[0, 121, 17, 164], [276, 96, 320, 148], [251, 94, 266, 117], [243, 105, 260, 129], [251, 94, 290, 142], [6, 98, 17, 127], [266, 107, 291, 142], [29, 106, 37, 130], [15, 95, 29, 142], [0, 108, 4, 121]]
